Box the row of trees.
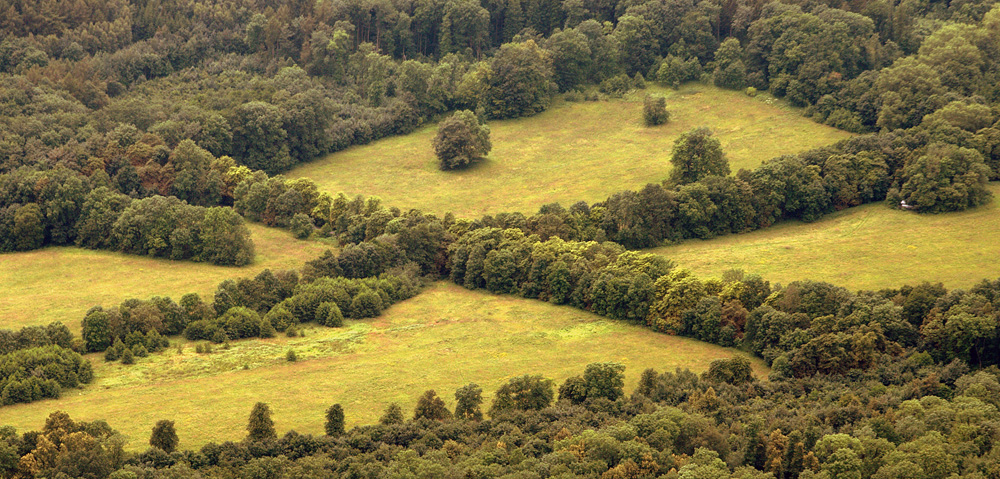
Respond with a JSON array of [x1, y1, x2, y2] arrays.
[[80, 266, 423, 353], [0, 165, 255, 265], [0, 345, 93, 405], [10, 350, 1000, 478]]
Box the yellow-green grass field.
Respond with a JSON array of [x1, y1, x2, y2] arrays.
[[0, 223, 333, 333], [652, 183, 1000, 291], [290, 84, 852, 218], [0, 282, 766, 450]]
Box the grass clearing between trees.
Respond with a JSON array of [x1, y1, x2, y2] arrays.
[[651, 183, 1000, 291], [290, 83, 853, 218], [0, 282, 766, 450], [0, 223, 333, 333]]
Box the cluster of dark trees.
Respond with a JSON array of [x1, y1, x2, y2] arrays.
[[0, 323, 74, 355], [0, 165, 255, 265], [2, 0, 999, 262], [7, 352, 1000, 478], [0, 345, 93, 406], [81, 266, 423, 354]]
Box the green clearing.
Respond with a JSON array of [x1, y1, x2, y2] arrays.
[[0, 223, 333, 333], [290, 84, 853, 218], [0, 282, 766, 450], [651, 183, 1000, 291]]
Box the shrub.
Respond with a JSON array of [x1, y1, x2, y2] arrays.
[[350, 289, 384, 318], [121, 348, 135, 365], [286, 349, 297, 362], [316, 302, 344, 327], [289, 213, 314, 239], [643, 96, 669, 126], [599, 74, 632, 98]]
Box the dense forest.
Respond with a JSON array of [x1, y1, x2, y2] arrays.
[[2, 0, 1000, 477]]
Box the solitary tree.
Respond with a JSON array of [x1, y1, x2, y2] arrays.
[[669, 127, 730, 184], [149, 420, 178, 453], [643, 95, 669, 126], [246, 402, 276, 442], [325, 404, 345, 436], [454, 383, 484, 421], [433, 110, 492, 170]]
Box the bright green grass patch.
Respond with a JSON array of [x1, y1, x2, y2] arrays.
[[0, 223, 334, 333], [0, 282, 766, 450], [290, 84, 852, 218], [651, 183, 1000, 291]]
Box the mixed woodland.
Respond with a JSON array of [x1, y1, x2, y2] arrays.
[[2, 0, 1000, 477]]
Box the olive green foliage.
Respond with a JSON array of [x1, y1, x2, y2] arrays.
[[643, 95, 669, 126], [325, 404, 345, 436], [150, 419, 179, 453], [489, 375, 554, 415], [895, 143, 993, 213], [380, 403, 405, 425], [413, 390, 451, 421], [669, 128, 730, 185], [480, 40, 555, 119], [433, 110, 492, 170], [702, 356, 754, 385], [656, 55, 702, 89], [0, 345, 93, 405], [454, 383, 484, 421], [712, 38, 747, 90], [559, 362, 626, 404], [288, 213, 314, 239], [246, 402, 276, 443]]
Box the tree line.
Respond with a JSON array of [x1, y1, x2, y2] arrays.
[[6, 352, 1000, 478], [0, 165, 254, 265]]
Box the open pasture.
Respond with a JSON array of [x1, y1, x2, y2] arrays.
[[652, 183, 1000, 291], [0, 282, 765, 450], [290, 84, 852, 218], [0, 223, 333, 333]]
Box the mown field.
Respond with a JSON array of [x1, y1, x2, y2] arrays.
[[0, 223, 333, 333], [290, 84, 853, 218], [0, 282, 766, 450], [652, 183, 1000, 291]]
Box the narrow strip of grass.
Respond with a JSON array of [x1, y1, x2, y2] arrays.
[[290, 84, 852, 218], [0, 282, 766, 450], [0, 224, 333, 332], [651, 183, 1000, 290]]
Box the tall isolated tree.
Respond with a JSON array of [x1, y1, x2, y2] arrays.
[[246, 402, 276, 442], [433, 110, 492, 170], [325, 404, 345, 436], [669, 127, 730, 184], [149, 420, 178, 453]]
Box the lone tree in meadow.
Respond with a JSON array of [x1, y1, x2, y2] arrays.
[[669, 127, 730, 184], [325, 404, 345, 436], [149, 419, 178, 453], [643, 95, 669, 126], [433, 110, 492, 170], [246, 402, 276, 442]]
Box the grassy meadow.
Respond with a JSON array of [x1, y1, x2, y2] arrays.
[[0, 223, 333, 333], [290, 84, 852, 218], [0, 282, 766, 450], [652, 183, 1000, 291]]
